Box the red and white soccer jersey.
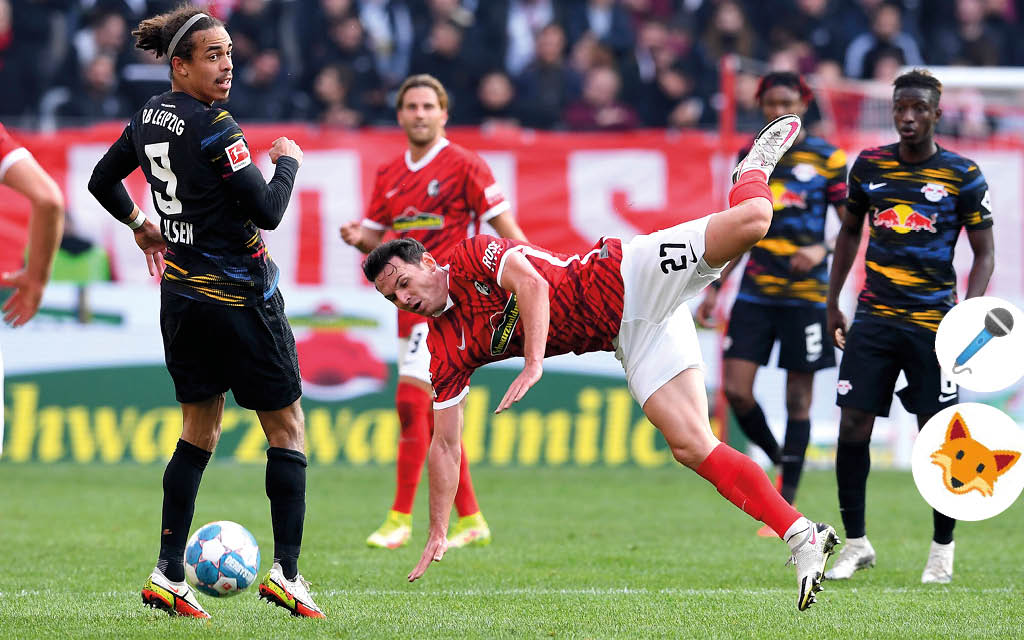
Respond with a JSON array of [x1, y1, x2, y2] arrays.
[[0, 122, 31, 182], [428, 235, 625, 408], [363, 138, 510, 337]]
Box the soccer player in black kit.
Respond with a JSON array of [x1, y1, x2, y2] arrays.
[[87, 5, 324, 618], [824, 69, 994, 584]]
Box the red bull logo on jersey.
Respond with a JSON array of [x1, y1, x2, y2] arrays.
[[393, 207, 444, 231], [769, 182, 807, 211], [873, 204, 938, 234]]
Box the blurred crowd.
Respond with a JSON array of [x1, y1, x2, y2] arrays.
[[3, 0, 1024, 131]]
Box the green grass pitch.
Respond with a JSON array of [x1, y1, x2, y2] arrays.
[[2, 463, 1021, 638]]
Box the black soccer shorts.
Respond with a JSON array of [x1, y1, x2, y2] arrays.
[[160, 288, 302, 411], [724, 298, 836, 372], [835, 316, 958, 417]]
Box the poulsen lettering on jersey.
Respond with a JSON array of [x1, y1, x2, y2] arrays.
[[226, 139, 251, 171], [872, 204, 938, 234], [163, 219, 194, 245]]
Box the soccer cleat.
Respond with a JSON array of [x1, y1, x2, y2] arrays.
[[921, 540, 954, 584], [141, 567, 210, 618], [258, 562, 326, 618], [366, 510, 412, 549], [786, 521, 840, 611], [731, 114, 803, 183], [446, 512, 492, 549], [819, 532, 876, 577], [823, 535, 876, 580]]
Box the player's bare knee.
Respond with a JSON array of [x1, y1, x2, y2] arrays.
[[838, 410, 873, 443], [785, 389, 812, 418], [738, 200, 773, 246], [723, 383, 755, 414]]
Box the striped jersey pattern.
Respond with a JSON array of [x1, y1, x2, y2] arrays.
[[848, 143, 992, 331], [428, 235, 625, 408], [363, 138, 510, 336], [737, 136, 847, 306]]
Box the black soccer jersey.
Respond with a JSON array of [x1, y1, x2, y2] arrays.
[[847, 143, 993, 331], [92, 91, 295, 306], [736, 136, 847, 307]]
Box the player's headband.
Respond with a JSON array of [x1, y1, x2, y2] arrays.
[[168, 13, 209, 60]]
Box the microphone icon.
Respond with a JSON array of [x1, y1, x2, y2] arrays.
[[953, 307, 1014, 374]]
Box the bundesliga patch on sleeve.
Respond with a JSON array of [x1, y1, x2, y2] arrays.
[[226, 139, 251, 171], [484, 183, 504, 205]]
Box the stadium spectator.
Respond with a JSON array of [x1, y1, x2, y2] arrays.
[[0, 0, 38, 116], [308, 14, 386, 121], [120, 46, 171, 110], [486, 0, 562, 77], [57, 53, 127, 122], [565, 0, 636, 60], [564, 65, 639, 131], [307, 63, 363, 127], [467, 69, 521, 128], [68, 8, 129, 72], [359, 0, 414, 88], [771, 0, 848, 65], [410, 19, 479, 123], [225, 0, 280, 67], [928, 0, 1009, 66], [620, 0, 676, 24], [568, 31, 617, 77], [225, 49, 297, 121], [515, 22, 582, 129], [702, 0, 759, 60], [844, 1, 922, 79]]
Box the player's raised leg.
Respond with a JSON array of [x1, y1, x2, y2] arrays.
[[256, 400, 325, 618], [642, 368, 838, 611], [141, 396, 223, 618]]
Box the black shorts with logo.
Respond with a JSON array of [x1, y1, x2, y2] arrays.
[[836, 316, 957, 418], [160, 288, 302, 411], [724, 298, 836, 372]]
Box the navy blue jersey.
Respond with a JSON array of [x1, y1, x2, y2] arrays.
[[105, 91, 280, 306], [737, 136, 847, 306], [847, 143, 992, 331]]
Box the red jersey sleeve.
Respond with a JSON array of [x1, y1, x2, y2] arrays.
[[450, 234, 520, 284], [463, 153, 510, 223], [428, 320, 474, 409], [0, 122, 31, 181], [363, 165, 392, 231]]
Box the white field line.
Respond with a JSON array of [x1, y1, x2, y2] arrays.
[[1, 586, 1019, 598]]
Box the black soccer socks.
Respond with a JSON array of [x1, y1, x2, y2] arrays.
[[158, 438, 212, 582], [780, 419, 811, 504], [836, 439, 871, 539], [266, 447, 307, 581], [734, 403, 782, 466], [933, 509, 956, 545]]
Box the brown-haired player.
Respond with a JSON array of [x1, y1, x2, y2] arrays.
[[87, 4, 324, 618], [340, 74, 527, 550]]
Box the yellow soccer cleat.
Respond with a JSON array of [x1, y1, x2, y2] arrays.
[[366, 510, 412, 549], [446, 512, 492, 549]]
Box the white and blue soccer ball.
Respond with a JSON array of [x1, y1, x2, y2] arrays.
[[184, 521, 260, 597]]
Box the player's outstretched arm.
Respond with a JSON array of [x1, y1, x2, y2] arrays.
[[0, 155, 64, 326], [826, 207, 865, 349], [495, 251, 548, 413], [339, 220, 385, 254], [965, 227, 994, 299], [487, 211, 528, 242], [408, 403, 464, 582]]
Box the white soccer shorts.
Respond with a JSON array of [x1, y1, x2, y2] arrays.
[[397, 322, 431, 384], [613, 216, 724, 407]]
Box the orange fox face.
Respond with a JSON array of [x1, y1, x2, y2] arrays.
[[930, 412, 1020, 497]]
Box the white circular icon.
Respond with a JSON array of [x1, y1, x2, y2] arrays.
[[935, 296, 1024, 392], [912, 403, 1024, 521]]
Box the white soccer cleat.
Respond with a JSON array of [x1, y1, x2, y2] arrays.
[[921, 540, 954, 584], [786, 521, 840, 611], [732, 114, 803, 183], [823, 535, 876, 580], [141, 567, 210, 618], [258, 562, 326, 618]]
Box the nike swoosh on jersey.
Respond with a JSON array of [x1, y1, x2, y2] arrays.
[[457, 328, 466, 350], [868, 182, 886, 190], [385, 188, 400, 199], [938, 393, 957, 402]]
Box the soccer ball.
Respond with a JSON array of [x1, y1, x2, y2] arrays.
[[184, 521, 261, 597]]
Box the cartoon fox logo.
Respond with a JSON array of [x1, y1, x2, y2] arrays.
[[930, 412, 1020, 497]]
